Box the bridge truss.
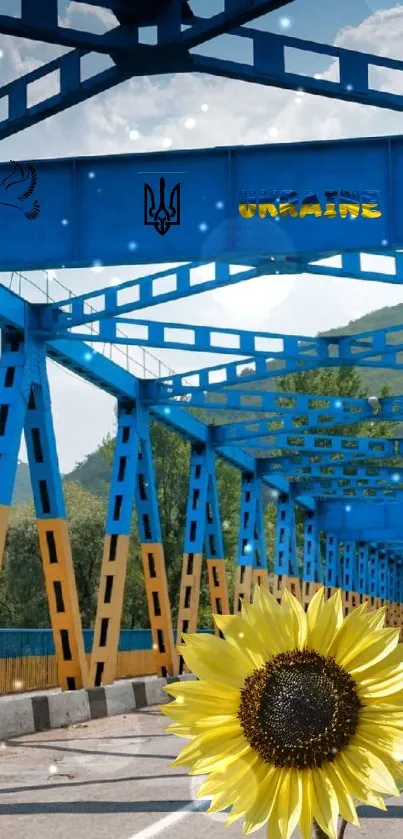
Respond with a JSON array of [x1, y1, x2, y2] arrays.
[[1, 0, 403, 689]]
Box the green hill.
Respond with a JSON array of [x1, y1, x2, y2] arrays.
[[322, 303, 403, 395], [12, 302, 403, 504]]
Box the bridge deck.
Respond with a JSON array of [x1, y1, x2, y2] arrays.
[[0, 707, 401, 839]]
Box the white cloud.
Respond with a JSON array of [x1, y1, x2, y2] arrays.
[[2, 3, 403, 469]]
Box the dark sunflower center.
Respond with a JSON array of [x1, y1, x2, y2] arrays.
[[237, 649, 361, 769]]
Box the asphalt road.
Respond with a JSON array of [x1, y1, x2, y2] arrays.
[[0, 707, 401, 839]]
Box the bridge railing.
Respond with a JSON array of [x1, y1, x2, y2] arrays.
[[0, 627, 213, 695]]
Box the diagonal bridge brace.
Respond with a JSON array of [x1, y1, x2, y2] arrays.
[[49, 251, 403, 333], [53, 315, 403, 369], [2, 5, 403, 142], [154, 387, 403, 420], [193, 25, 403, 113], [157, 321, 403, 396]]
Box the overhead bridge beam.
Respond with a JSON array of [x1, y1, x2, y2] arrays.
[[0, 133, 401, 271], [194, 26, 403, 113]]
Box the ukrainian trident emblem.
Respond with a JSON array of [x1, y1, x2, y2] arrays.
[[144, 177, 181, 235]]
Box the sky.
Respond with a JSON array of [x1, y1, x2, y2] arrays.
[[1, 0, 403, 472]]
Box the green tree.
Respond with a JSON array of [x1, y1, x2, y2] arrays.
[[0, 482, 106, 628]]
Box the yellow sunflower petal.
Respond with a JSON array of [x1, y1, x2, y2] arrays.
[[248, 586, 294, 655], [266, 770, 288, 839], [357, 670, 403, 699], [359, 703, 403, 726], [299, 771, 314, 839], [307, 588, 343, 655], [252, 582, 282, 613], [170, 724, 246, 768], [355, 642, 403, 682], [163, 678, 240, 701], [334, 750, 388, 810], [177, 636, 252, 688], [343, 628, 400, 675], [212, 613, 268, 668], [196, 749, 261, 799], [277, 769, 303, 839], [355, 729, 403, 762], [164, 722, 195, 738], [281, 587, 307, 648], [329, 610, 399, 673], [325, 761, 360, 828], [339, 744, 400, 797], [311, 768, 339, 839], [224, 757, 266, 826], [242, 765, 280, 835]]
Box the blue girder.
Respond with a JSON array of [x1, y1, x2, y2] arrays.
[[2, 3, 403, 599], [1, 134, 403, 271]]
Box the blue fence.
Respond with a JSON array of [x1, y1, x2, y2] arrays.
[[0, 628, 213, 659]]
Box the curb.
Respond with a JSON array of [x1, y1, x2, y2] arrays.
[[0, 674, 196, 740]]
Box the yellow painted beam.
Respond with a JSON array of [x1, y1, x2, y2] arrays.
[[90, 534, 130, 686], [0, 505, 10, 574], [176, 552, 203, 673], [233, 564, 252, 615], [273, 573, 302, 605], [252, 568, 270, 590], [342, 590, 360, 616], [207, 558, 229, 636], [36, 518, 88, 690], [141, 542, 178, 677]]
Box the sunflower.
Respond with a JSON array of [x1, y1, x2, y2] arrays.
[[161, 586, 403, 839]]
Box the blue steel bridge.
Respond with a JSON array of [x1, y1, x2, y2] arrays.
[[0, 0, 403, 691]]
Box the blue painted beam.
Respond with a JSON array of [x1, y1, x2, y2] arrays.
[[51, 251, 403, 332], [308, 251, 403, 286], [298, 484, 398, 500], [0, 284, 25, 330], [0, 39, 170, 142], [194, 26, 403, 112], [211, 403, 399, 443], [318, 500, 403, 541], [258, 461, 403, 484], [0, 13, 137, 52], [160, 321, 403, 395], [51, 263, 284, 329], [259, 453, 396, 471], [293, 475, 398, 491], [214, 431, 400, 457], [154, 386, 378, 416], [180, 2, 295, 48], [44, 336, 310, 502], [1, 134, 401, 271]]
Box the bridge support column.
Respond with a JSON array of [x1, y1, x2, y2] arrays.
[[233, 473, 268, 615], [342, 541, 358, 616], [301, 510, 323, 611], [204, 457, 229, 637], [378, 551, 388, 611], [368, 545, 379, 610], [0, 329, 31, 571], [324, 533, 340, 600], [357, 542, 370, 607], [90, 400, 139, 687], [25, 353, 87, 691], [136, 425, 177, 678], [90, 401, 176, 685], [273, 494, 300, 604], [177, 445, 228, 670]]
